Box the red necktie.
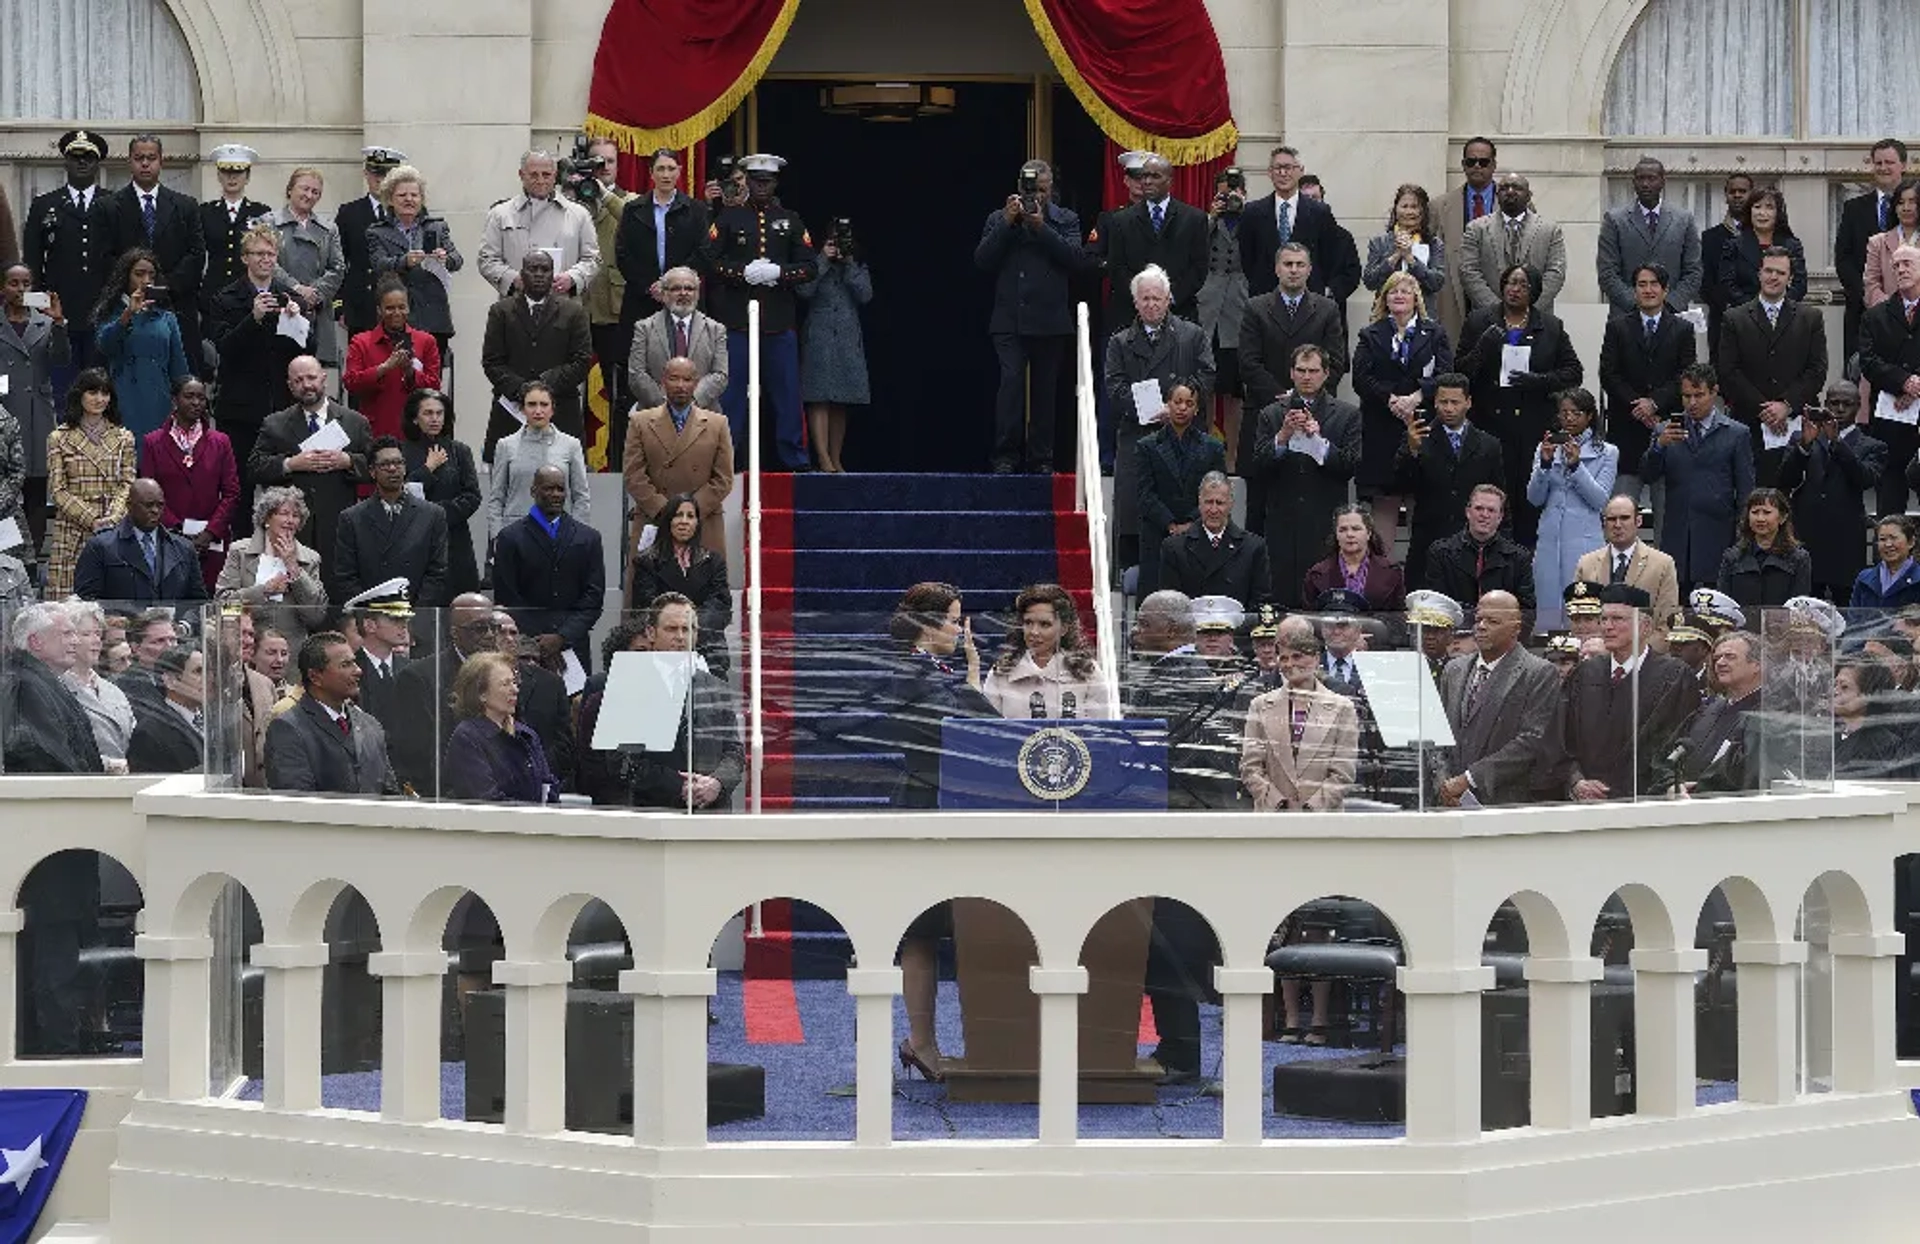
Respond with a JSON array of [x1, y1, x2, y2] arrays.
[[337, 714, 350, 737], [1611, 667, 1625, 686], [674, 318, 689, 358]]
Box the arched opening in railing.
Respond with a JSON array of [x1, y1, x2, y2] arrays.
[[316, 887, 383, 1112], [14, 849, 143, 1059]]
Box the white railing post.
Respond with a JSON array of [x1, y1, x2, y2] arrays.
[[845, 966, 903, 1146], [1214, 966, 1275, 1143], [491, 959, 571, 1134], [1628, 947, 1707, 1117], [747, 299, 765, 813], [1074, 302, 1120, 716], [1829, 932, 1903, 1093], [1030, 965, 1089, 1143], [252, 942, 330, 1112], [1524, 956, 1606, 1130], [1734, 939, 1808, 1104], [368, 950, 450, 1123]]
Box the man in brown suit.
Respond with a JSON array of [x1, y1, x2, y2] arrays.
[[623, 357, 735, 561], [478, 250, 594, 460], [1573, 494, 1681, 622]]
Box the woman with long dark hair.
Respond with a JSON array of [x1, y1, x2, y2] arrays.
[[92, 246, 188, 440], [402, 388, 482, 598], [1833, 656, 1911, 779], [1300, 503, 1405, 610], [981, 583, 1114, 719], [1715, 487, 1811, 608], [1721, 186, 1808, 307], [628, 491, 731, 674], [46, 368, 135, 597], [1362, 182, 1445, 297]]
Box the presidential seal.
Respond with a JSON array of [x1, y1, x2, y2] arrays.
[[1017, 726, 1093, 801]]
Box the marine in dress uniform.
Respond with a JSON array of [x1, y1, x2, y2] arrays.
[[196, 145, 273, 371], [335, 147, 406, 342], [23, 129, 117, 400], [700, 154, 815, 470]]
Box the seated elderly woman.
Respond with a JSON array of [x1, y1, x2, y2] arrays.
[[214, 485, 329, 653], [443, 650, 559, 804], [981, 583, 1115, 719]]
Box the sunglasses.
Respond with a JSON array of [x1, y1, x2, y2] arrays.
[[1462, 157, 1494, 168]]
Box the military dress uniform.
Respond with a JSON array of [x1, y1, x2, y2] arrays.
[[197, 146, 273, 371], [700, 154, 815, 469], [22, 129, 117, 398]]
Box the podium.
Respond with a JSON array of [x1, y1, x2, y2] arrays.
[[937, 720, 1168, 1103]]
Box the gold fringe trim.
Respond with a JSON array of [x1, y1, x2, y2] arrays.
[[1021, 0, 1238, 165], [585, 0, 802, 154]]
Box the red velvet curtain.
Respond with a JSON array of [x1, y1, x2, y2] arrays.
[[584, 0, 797, 155]]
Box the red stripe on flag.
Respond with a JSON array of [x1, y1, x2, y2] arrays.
[[1137, 994, 1158, 1046], [743, 975, 804, 1044]]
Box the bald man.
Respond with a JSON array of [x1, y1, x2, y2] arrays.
[[73, 477, 208, 604], [1433, 590, 1561, 805], [623, 354, 735, 560]]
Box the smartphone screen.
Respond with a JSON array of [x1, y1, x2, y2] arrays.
[[21, 292, 49, 311]]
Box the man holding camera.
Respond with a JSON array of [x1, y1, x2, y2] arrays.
[[1717, 246, 1828, 488], [477, 151, 600, 299], [702, 153, 815, 470], [576, 138, 637, 463], [976, 158, 1083, 474]]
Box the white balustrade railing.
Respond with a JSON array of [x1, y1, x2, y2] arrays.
[[46, 775, 1909, 1241], [745, 299, 765, 815]]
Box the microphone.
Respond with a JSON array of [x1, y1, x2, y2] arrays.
[[1029, 691, 1047, 719], [1061, 692, 1078, 719]]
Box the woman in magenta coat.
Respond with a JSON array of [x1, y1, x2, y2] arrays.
[[138, 375, 241, 591]]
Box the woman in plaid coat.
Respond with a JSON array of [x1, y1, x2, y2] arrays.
[[46, 368, 137, 599]]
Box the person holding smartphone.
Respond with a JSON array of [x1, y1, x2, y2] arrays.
[[91, 247, 189, 440], [343, 277, 440, 439]]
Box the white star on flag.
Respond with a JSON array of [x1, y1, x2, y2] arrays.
[[0, 1135, 47, 1193]]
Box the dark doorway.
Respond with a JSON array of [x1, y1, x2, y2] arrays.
[[754, 79, 1030, 473]]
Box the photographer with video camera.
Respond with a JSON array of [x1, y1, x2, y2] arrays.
[[477, 150, 599, 299], [976, 158, 1083, 474], [796, 218, 872, 474], [569, 138, 637, 456], [1198, 166, 1250, 470]]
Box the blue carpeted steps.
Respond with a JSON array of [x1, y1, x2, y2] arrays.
[[759, 472, 1092, 812]]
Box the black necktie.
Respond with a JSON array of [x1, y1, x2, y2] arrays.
[[1883, 195, 1893, 231], [1612, 552, 1628, 584], [141, 192, 157, 241]]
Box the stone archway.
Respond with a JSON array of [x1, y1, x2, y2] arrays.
[[1502, 0, 1648, 136], [161, 0, 308, 125]]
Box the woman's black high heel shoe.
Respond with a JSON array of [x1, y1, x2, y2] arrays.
[[898, 1040, 944, 1082]]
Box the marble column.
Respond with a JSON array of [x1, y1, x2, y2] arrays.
[[368, 950, 449, 1123], [1398, 964, 1494, 1141], [844, 967, 902, 1146], [1628, 947, 1706, 1117]]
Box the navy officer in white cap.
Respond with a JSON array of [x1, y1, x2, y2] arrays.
[[702, 153, 815, 470], [198, 143, 274, 359]]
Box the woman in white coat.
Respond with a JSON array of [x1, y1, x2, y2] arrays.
[[1526, 387, 1618, 630], [981, 583, 1116, 721]]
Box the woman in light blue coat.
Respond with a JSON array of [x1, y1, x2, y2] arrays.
[[1527, 387, 1618, 630], [91, 248, 189, 441]]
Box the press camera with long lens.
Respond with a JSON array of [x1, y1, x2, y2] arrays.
[[560, 134, 607, 206]]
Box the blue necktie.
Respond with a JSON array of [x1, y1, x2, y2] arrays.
[[1447, 428, 1462, 456], [139, 530, 157, 577], [1644, 317, 1658, 346], [141, 192, 156, 242], [307, 413, 319, 435], [1150, 201, 1165, 235], [1277, 200, 1293, 246]]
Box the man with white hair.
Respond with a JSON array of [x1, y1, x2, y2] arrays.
[[2, 601, 104, 775], [1860, 243, 1920, 513], [1102, 153, 1209, 331], [1103, 264, 1215, 582], [627, 266, 728, 412], [477, 150, 601, 298]]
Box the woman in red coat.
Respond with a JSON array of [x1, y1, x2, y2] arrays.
[[342, 276, 441, 439], [139, 375, 241, 591]]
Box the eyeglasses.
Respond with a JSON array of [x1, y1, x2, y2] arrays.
[[1271, 162, 1302, 173], [1462, 157, 1494, 168]]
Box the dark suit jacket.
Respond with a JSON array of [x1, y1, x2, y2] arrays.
[[868, 652, 1000, 809], [614, 192, 711, 326], [1249, 395, 1362, 606], [390, 643, 468, 796], [403, 437, 482, 599], [334, 194, 384, 335], [72, 520, 208, 605], [1719, 232, 1809, 308], [109, 183, 204, 297], [1438, 646, 1561, 803], [1239, 193, 1337, 298], [1563, 651, 1695, 798], [976, 202, 1084, 337], [1159, 523, 1271, 607], [479, 294, 595, 456], [208, 278, 304, 427], [127, 702, 203, 773], [22, 186, 118, 329], [333, 492, 450, 608], [1861, 292, 1920, 410], [1642, 410, 1756, 587], [1, 653, 105, 774], [354, 649, 411, 734], [198, 197, 274, 312], [1103, 197, 1210, 326], [1135, 427, 1227, 537], [1425, 530, 1536, 611], [1835, 190, 1887, 316], [514, 659, 577, 794], [1388, 421, 1505, 587], [1123, 649, 1242, 810], [1778, 426, 1884, 589], [247, 402, 374, 569], [490, 512, 606, 668], [1718, 298, 1828, 426], [1236, 290, 1349, 410], [1598, 307, 1697, 473], [264, 695, 400, 795], [624, 668, 744, 811]]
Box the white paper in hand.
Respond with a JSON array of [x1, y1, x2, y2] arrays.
[[634, 523, 657, 555], [421, 256, 454, 295], [498, 396, 525, 425], [1409, 242, 1430, 267], [1761, 416, 1800, 450], [1679, 306, 1709, 334], [0, 374, 8, 396], [1876, 390, 1920, 426], [254, 553, 288, 600], [181, 518, 207, 536], [1131, 379, 1166, 425], [539, 247, 566, 275], [1287, 432, 1330, 464], [299, 418, 350, 454], [0, 517, 22, 550], [276, 308, 311, 345], [561, 650, 587, 697], [404, 482, 426, 500], [593, 651, 696, 751], [1499, 343, 1531, 387]]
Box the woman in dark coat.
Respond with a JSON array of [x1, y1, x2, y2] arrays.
[[139, 376, 240, 591], [401, 387, 481, 598], [1457, 263, 1585, 547], [1300, 503, 1406, 611], [1351, 272, 1452, 555], [1716, 487, 1812, 608], [443, 651, 557, 804], [628, 491, 732, 674], [795, 231, 873, 473], [1719, 187, 1808, 308], [1134, 381, 1226, 599], [1833, 657, 1913, 780], [876, 582, 998, 1082]]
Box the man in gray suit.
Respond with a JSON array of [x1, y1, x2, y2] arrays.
[[627, 265, 727, 411], [1457, 173, 1567, 315], [1433, 590, 1560, 806], [1598, 158, 1703, 315], [263, 631, 401, 796]]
